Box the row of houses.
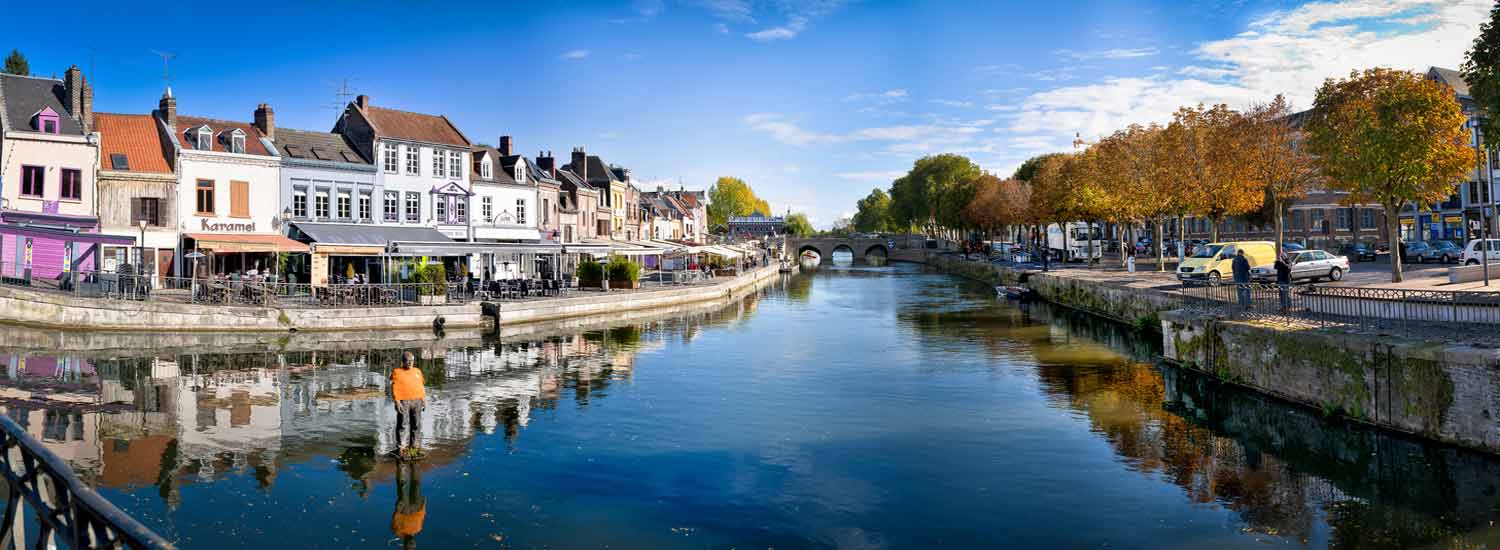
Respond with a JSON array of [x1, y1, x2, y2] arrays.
[[0, 66, 708, 285], [1169, 66, 1500, 252]]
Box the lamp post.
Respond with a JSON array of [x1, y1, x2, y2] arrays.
[[1475, 117, 1492, 286], [281, 206, 293, 282]]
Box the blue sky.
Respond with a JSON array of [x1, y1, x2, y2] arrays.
[[3, 0, 1490, 227]]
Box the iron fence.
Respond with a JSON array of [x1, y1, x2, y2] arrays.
[[0, 262, 471, 308], [0, 415, 172, 548], [1178, 280, 1500, 336]]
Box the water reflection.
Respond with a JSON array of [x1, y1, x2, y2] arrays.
[[4, 266, 1500, 548]]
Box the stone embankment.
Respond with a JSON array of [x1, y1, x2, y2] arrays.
[[918, 253, 1500, 455], [0, 263, 787, 333]]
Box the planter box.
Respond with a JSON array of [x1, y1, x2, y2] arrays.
[[578, 280, 604, 289], [418, 295, 448, 305], [713, 269, 738, 277], [609, 279, 641, 289]]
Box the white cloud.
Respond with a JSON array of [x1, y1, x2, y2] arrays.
[[634, 0, 664, 17], [743, 113, 841, 146], [1054, 47, 1159, 60], [694, 0, 755, 23], [714, 22, 730, 34], [846, 89, 909, 103], [783, 163, 801, 174], [1027, 67, 1081, 82], [930, 99, 974, 108], [748, 16, 808, 41], [561, 50, 590, 61], [1000, 0, 1490, 164]]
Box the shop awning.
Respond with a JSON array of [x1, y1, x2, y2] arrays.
[[185, 233, 309, 253], [289, 223, 451, 247], [702, 245, 743, 259], [566, 240, 615, 256], [611, 240, 673, 255], [0, 223, 134, 245]]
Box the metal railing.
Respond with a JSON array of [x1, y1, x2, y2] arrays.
[[0, 415, 172, 549], [1178, 280, 1500, 336], [0, 262, 471, 308]]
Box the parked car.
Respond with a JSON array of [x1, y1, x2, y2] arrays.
[[1177, 241, 1277, 283], [1342, 242, 1377, 262], [1281, 242, 1305, 252], [1421, 240, 1463, 264], [1251, 249, 1349, 282], [1399, 241, 1431, 264], [1461, 238, 1500, 265]]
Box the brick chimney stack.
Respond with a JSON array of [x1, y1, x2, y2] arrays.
[[157, 88, 177, 129], [355, 95, 369, 109], [571, 147, 587, 180], [537, 150, 555, 177], [63, 66, 93, 130], [254, 104, 275, 140], [499, 136, 513, 157]]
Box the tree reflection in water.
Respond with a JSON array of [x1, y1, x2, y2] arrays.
[[900, 282, 1500, 548]]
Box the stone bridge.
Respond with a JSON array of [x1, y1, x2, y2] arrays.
[[787, 237, 894, 262]]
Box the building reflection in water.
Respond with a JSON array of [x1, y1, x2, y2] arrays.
[[0, 284, 770, 533]]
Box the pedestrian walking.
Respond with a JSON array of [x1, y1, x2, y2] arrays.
[[390, 351, 426, 459], [1274, 251, 1293, 312], [1232, 249, 1252, 309]]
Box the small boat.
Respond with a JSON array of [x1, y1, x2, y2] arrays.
[[997, 286, 1031, 301]]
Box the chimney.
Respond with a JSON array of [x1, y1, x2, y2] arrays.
[[499, 135, 513, 157], [571, 147, 587, 179], [254, 104, 275, 140], [63, 66, 91, 129], [536, 150, 555, 177], [157, 88, 177, 129], [355, 95, 369, 109], [80, 77, 94, 132]]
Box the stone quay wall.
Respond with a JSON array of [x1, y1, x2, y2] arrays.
[[0, 264, 787, 333], [1161, 310, 1500, 454], [918, 252, 1500, 455]]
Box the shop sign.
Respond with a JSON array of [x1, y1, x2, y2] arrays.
[[200, 218, 257, 232]]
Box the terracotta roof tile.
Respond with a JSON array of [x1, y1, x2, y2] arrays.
[[364, 106, 468, 147], [94, 113, 172, 174], [177, 115, 273, 156]]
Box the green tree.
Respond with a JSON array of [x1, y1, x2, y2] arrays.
[[1464, 2, 1500, 155], [851, 188, 892, 233], [784, 212, 814, 236], [1012, 153, 1063, 182], [1306, 68, 1473, 282], [707, 176, 769, 230], [2, 50, 27, 76], [890, 154, 982, 238]]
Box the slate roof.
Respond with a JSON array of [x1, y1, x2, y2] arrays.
[[177, 115, 274, 156], [275, 127, 369, 165], [0, 73, 82, 135], [526, 157, 558, 186], [556, 166, 594, 191], [363, 105, 469, 147], [95, 113, 172, 174], [470, 147, 517, 185], [1430, 67, 1471, 98]]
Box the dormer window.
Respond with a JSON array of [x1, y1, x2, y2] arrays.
[[480, 157, 492, 179], [195, 127, 212, 150], [515, 161, 526, 184], [226, 129, 246, 154], [32, 107, 60, 134]]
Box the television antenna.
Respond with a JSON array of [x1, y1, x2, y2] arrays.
[[149, 50, 176, 90]]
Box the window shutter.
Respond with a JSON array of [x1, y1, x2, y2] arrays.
[[130, 198, 142, 225], [231, 181, 250, 217]]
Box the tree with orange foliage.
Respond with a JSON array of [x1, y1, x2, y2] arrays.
[[1162, 104, 1262, 242], [1306, 68, 1473, 283], [1241, 95, 1320, 256]]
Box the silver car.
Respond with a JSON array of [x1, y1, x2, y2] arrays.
[[1250, 249, 1349, 282]]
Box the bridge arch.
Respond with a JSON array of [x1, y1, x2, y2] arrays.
[[798, 245, 824, 261], [831, 244, 855, 258], [863, 244, 889, 259]]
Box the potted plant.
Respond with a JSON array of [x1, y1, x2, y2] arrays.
[[576, 259, 605, 289], [606, 256, 642, 289], [416, 262, 448, 305]]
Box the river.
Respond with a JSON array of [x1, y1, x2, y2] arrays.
[[2, 262, 1499, 548]]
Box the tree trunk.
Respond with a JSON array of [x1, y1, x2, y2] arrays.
[[1387, 203, 1404, 283], [1154, 217, 1165, 271], [1177, 215, 1186, 262], [1210, 215, 1220, 243], [1274, 197, 1285, 256], [1061, 223, 1069, 262]]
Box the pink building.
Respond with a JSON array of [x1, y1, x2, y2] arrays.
[[0, 67, 133, 282]]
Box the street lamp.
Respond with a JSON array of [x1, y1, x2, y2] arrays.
[[1472, 117, 1493, 285]]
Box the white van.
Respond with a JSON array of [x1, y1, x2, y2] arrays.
[[1461, 239, 1500, 265]]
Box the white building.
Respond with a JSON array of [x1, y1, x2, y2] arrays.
[[333, 95, 472, 240], [469, 136, 544, 279], [158, 93, 305, 277]]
